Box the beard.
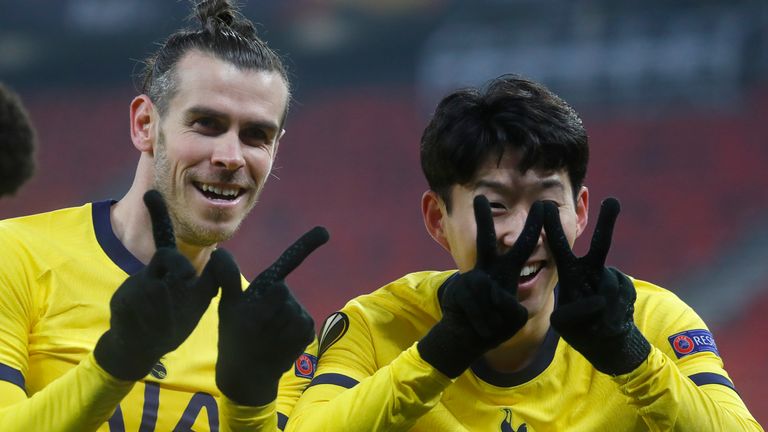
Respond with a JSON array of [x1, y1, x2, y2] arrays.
[[152, 132, 260, 247]]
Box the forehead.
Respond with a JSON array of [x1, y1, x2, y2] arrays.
[[168, 50, 288, 123]]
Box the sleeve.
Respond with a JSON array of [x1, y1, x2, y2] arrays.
[[219, 397, 277, 432], [219, 337, 319, 431], [0, 354, 134, 431], [286, 306, 454, 432], [0, 230, 134, 431], [615, 282, 763, 431]]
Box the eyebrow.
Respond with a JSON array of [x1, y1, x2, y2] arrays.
[[474, 178, 566, 193], [184, 106, 280, 134]]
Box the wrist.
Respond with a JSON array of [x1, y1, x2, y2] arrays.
[[217, 373, 279, 407], [418, 321, 482, 378], [93, 330, 159, 381], [584, 325, 651, 376]]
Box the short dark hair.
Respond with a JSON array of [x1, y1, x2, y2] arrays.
[[0, 84, 36, 197], [140, 0, 290, 125], [420, 75, 588, 211]]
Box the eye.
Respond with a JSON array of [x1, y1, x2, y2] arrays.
[[489, 202, 508, 215], [192, 117, 225, 135], [240, 128, 270, 147]]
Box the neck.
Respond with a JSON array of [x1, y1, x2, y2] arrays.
[[482, 291, 555, 373], [110, 159, 215, 274]]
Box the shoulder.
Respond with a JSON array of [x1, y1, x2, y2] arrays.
[[343, 270, 455, 317], [631, 276, 695, 323], [0, 203, 95, 274], [629, 276, 724, 362], [0, 203, 93, 244]]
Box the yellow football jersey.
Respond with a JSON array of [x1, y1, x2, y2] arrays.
[[288, 271, 762, 431], [0, 201, 317, 431]]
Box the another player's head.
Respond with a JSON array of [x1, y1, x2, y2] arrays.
[[0, 83, 36, 197], [130, 0, 289, 246], [420, 75, 590, 317]]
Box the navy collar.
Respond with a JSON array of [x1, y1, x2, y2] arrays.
[[92, 200, 144, 275]]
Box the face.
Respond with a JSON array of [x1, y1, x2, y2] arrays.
[[425, 151, 588, 318], [150, 51, 289, 246]]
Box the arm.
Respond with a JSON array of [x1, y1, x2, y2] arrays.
[[287, 343, 453, 432], [0, 355, 134, 431], [617, 347, 762, 431], [542, 198, 763, 431], [288, 197, 543, 431]]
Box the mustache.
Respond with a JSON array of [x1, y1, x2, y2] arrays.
[[191, 169, 256, 189]]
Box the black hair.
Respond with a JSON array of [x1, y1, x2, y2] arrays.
[[420, 75, 588, 211], [140, 0, 290, 125], [0, 84, 36, 197]]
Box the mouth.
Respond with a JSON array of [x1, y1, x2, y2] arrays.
[[193, 181, 246, 202], [519, 261, 545, 285]]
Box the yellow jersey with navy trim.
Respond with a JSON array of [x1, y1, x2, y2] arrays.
[[287, 270, 763, 431], [0, 201, 317, 431]]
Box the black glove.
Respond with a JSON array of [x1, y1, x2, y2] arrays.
[[94, 190, 225, 381], [215, 227, 329, 406], [417, 196, 543, 378], [543, 198, 651, 376]]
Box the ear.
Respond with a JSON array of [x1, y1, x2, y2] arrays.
[[130, 95, 157, 154], [574, 186, 589, 239], [422, 190, 452, 253]]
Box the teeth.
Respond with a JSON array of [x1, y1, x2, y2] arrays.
[[520, 263, 541, 277], [200, 183, 239, 197]]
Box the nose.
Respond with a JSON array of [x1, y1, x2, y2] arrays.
[[498, 209, 544, 250], [211, 132, 245, 171]]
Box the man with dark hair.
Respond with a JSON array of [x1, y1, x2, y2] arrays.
[[0, 83, 36, 197], [288, 75, 762, 430], [0, 1, 324, 430]]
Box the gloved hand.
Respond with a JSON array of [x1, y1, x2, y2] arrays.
[[94, 190, 225, 381], [418, 196, 543, 378], [543, 198, 651, 376], [215, 227, 329, 406]]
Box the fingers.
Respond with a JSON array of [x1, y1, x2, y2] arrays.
[[259, 226, 330, 283], [542, 200, 576, 267], [507, 201, 544, 262], [586, 198, 620, 268], [201, 248, 241, 304], [473, 195, 497, 271], [143, 190, 176, 250]]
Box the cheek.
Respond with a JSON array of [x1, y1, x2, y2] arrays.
[[245, 151, 275, 179], [557, 211, 580, 246]]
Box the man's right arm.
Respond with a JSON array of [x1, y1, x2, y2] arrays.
[[0, 355, 134, 431]]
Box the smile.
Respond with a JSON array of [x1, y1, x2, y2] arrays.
[[519, 261, 544, 284], [193, 182, 245, 201]]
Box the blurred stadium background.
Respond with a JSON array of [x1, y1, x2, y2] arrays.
[[1, 0, 766, 422]]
